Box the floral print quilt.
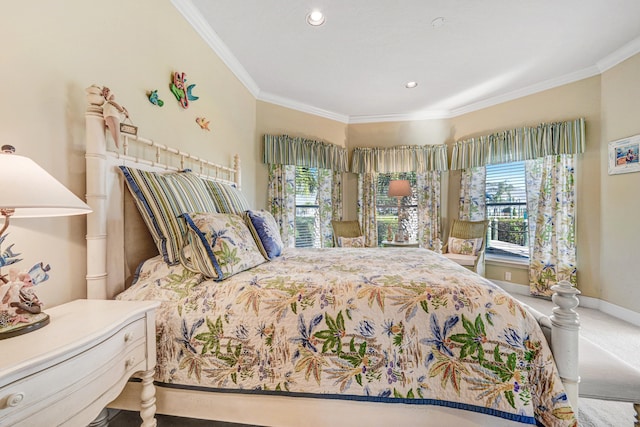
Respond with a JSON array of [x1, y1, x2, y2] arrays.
[[116, 248, 576, 426]]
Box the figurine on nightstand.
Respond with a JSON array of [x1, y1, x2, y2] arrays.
[[0, 234, 51, 337], [10, 271, 43, 315], [0, 264, 49, 336], [0, 269, 43, 321], [387, 224, 394, 242]]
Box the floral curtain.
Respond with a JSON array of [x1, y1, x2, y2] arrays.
[[317, 168, 335, 248], [525, 155, 578, 296], [451, 118, 584, 293], [417, 171, 442, 249], [357, 173, 378, 247], [459, 167, 486, 221], [331, 171, 343, 222], [264, 135, 346, 247], [267, 164, 296, 248], [352, 144, 448, 248]]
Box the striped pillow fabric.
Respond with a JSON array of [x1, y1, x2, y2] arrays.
[[119, 167, 218, 265], [201, 180, 250, 214], [180, 212, 266, 280]]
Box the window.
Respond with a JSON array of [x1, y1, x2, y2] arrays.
[[294, 166, 320, 247], [376, 173, 417, 246], [485, 162, 529, 259]]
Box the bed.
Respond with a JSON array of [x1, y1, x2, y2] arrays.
[[84, 87, 581, 427]]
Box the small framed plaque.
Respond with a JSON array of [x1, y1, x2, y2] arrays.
[[608, 134, 640, 175], [120, 122, 138, 136]]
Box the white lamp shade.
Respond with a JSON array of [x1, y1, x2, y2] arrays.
[[0, 152, 91, 218], [388, 180, 411, 197]]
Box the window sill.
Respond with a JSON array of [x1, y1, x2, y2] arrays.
[[486, 255, 528, 269]]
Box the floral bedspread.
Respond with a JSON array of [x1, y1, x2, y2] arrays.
[[117, 248, 576, 426]]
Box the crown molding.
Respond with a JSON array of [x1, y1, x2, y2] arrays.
[[170, 0, 260, 98], [171, 0, 640, 125], [597, 35, 640, 73], [348, 109, 452, 124], [449, 65, 601, 118], [257, 91, 350, 123]]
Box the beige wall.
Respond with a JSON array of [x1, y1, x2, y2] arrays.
[[600, 54, 640, 312], [1, 0, 256, 307]]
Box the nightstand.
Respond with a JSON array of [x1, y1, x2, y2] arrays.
[[381, 240, 420, 248], [0, 299, 159, 427]]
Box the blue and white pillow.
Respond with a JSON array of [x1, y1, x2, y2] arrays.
[[180, 212, 266, 281], [244, 210, 284, 260]]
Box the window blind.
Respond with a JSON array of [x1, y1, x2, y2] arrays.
[[295, 167, 320, 248]]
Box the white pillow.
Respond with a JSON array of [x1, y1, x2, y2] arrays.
[[338, 236, 365, 248], [447, 237, 482, 256]]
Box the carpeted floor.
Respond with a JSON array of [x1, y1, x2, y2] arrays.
[[108, 293, 639, 427], [516, 293, 639, 427]]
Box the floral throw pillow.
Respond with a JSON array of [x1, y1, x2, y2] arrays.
[[244, 210, 283, 260], [180, 212, 266, 281], [338, 236, 365, 248], [447, 237, 482, 256]]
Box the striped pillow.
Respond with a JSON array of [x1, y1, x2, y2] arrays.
[[119, 167, 218, 265], [180, 212, 266, 280], [201, 180, 250, 214]]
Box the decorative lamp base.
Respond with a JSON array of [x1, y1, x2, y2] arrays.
[[0, 312, 50, 340]]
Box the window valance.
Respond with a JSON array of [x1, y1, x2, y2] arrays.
[[263, 134, 348, 171], [450, 118, 585, 170], [350, 145, 448, 174]]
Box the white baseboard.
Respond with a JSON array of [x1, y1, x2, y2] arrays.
[[491, 279, 640, 327], [492, 280, 530, 297]]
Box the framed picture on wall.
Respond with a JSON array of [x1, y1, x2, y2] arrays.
[[608, 134, 640, 175]]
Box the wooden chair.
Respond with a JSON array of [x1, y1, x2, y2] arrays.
[[331, 220, 362, 247], [442, 219, 489, 275]]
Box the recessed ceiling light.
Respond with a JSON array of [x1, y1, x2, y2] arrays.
[[306, 10, 325, 26], [431, 17, 445, 28], [405, 81, 418, 89]]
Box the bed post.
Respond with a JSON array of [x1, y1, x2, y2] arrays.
[[85, 85, 109, 299], [550, 281, 581, 411]]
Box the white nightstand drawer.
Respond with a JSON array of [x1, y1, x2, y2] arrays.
[[0, 299, 158, 427], [0, 318, 146, 426], [14, 343, 147, 427]]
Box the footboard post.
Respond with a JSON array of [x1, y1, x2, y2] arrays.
[[550, 281, 581, 411]]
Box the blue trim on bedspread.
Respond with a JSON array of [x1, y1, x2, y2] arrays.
[[149, 380, 536, 425]]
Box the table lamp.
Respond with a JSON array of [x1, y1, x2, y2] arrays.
[[387, 179, 411, 242], [0, 145, 91, 339]]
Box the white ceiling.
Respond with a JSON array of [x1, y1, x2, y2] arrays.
[[174, 0, 640, 123]]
